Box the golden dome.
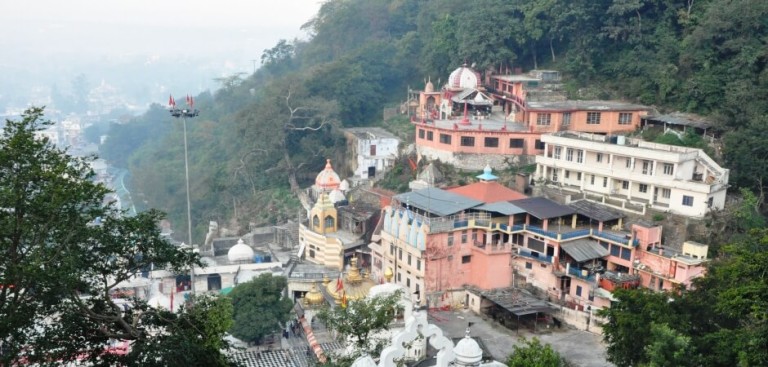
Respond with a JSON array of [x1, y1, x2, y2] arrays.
[[326, 258, 375, 305], [384, 267, 394, 283], [304, 283, 325, 307]]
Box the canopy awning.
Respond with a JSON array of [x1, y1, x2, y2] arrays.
[[561, 239, 609, 262]]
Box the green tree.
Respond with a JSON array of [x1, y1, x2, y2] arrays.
[[317, 291, 402, 360], [0, 107, 234, 365], [642, 323, 697, 367], [598, 288, 678, 367], [506, 337, 570, 367], [229, 273, 293, 344]]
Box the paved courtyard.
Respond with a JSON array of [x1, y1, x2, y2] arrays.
[[427, 309, 614, 367]]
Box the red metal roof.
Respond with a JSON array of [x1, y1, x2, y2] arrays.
[[447, 181, 526, 203]]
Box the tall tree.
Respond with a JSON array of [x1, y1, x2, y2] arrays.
[[506, 337, 570, 367], [0, 107, 233, 365], [229, 273, 293, 345]]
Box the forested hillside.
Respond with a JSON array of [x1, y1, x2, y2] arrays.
[[100, 0, 767, 242]]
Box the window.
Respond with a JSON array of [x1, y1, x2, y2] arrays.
[[642, 160, 651, 175], [603, 177, 608, 187], [370, 145, 376, 156], [577, 172, 582, 181], [663, 163, 673, 175], [565, 170, 570, 179], [397, 272, 401, 282], [312, 215, 319, 228], [324, 215, 335, 229], [620, 247, 632, 260], [639, 184, 648, 193], [596, 153, 603, 163], [407, 254, 411, 266], [447, 255, 454, 261], [416, 259, 421, 270], [610, 244, 621, 257], [682, 195, 694, 206], [406, 278, 410, 287], [418, 129, 425, 139], [626, 158, 632, 168], [622, 180, 629, 190], [309, 249, 315, 258], [576, 150, 584, 163], [662, 188, 671, 199], [447, 235, 454, 247], [566, 148, 574, 161], [562, 112, 572, 126], [525, 262, 532, 269], [552, 171, 558, 182], [590, 175, 595, 185], [427, 131, 434, 141], [536, 113, 552, 125], [471, 230, 477, 242], [416, 283, 420, 294], [535, 139, 545, 150], [461, 231, 467, 244], [708, 197, 714, 207], [587, 112, 601, 124], [576, 285, 583, 297], [460, 136, 475, 147], [510, 138, 524, 148], [439, 134, 451, 144], [618, 112, 633, 125], [554, 146, 562, 159], [462, 255, 472, 264], [484, 137, 499, 148], [390, 244, 395, 255], [398, 248, 402, 260]]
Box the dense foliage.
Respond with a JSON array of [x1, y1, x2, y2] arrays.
[[317, 291, 402, 364], [506, 337, 570, 367], [103, 0, 767, 242], [599, 228, 768, 366], [0, 108, 235, 365], [228, 273, 294, 345]]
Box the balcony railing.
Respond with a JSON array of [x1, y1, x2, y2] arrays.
[[568, 266, 596, 282], [518, 248, 553, 263]]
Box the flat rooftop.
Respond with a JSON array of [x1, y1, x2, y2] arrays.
[[527, 100, 650, 112], [420, 111, 530, 132], [343, 127, 399, 141]]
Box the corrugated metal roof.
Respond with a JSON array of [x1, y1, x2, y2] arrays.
[[475, 201, 526, 215], [511, 197, 575, 219], [568, 200, 624, 222], [394, 187, 483, 217], [480, 288, 556, 316], [561, 239, 609, 263]]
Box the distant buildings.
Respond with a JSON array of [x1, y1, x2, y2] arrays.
[[410, 65, 652, 170], [534, 132, 729, 217]]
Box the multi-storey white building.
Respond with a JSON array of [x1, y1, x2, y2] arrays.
[[343, 127, 400, 181], [535, 132, 728, 218]]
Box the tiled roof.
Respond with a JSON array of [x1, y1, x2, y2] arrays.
[[447, 181, 526, 203]]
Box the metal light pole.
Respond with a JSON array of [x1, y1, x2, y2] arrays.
[[169, 95, 199, 294]]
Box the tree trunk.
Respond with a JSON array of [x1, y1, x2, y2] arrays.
[[550, 36, 556, 62]]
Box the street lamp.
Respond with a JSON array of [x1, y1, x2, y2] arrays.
[[168, 95, 199, 248], [169, 95, 199, 294]]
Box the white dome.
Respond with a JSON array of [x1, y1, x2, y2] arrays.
[[454, 335, 483, 365], [147, 294, 172, 310], [329, 189, 346, 204], [315, 159, 341, 191], [227, 239, 254, 263], [449, 65, 480, 89]]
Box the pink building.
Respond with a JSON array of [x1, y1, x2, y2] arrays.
[[411, 65, 652, 170]]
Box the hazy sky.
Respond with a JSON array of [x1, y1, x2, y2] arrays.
[[0, 0, 323, 68]]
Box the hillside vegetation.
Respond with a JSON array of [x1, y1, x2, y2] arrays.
[[100, 0, 767, 242]]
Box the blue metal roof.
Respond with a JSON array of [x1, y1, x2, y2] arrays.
[[394, 188, 483, 217]]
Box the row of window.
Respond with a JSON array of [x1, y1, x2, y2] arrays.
[[551, 149, 675, 177], [390, 244, 422, 270], [420, 130, 538, 149], [535, 112, 633, 126]]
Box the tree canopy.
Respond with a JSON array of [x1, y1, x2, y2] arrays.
[[599, 228, 768, 366], [228, 273, 294, 345], [506, 337, 570, 367], [0, 108, 234, 365]]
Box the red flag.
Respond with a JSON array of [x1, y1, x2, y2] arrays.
[[336, 275, 343, 293], [189, 96, 194, 108], [341, 290, 348, 309], [169, 94, 175, 107]]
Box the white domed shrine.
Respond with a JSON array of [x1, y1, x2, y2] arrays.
[[227, 238, 254, 263], [448, 64, 481, 89], [314, 159, 341, 192], [453, 331, 483, 366]]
